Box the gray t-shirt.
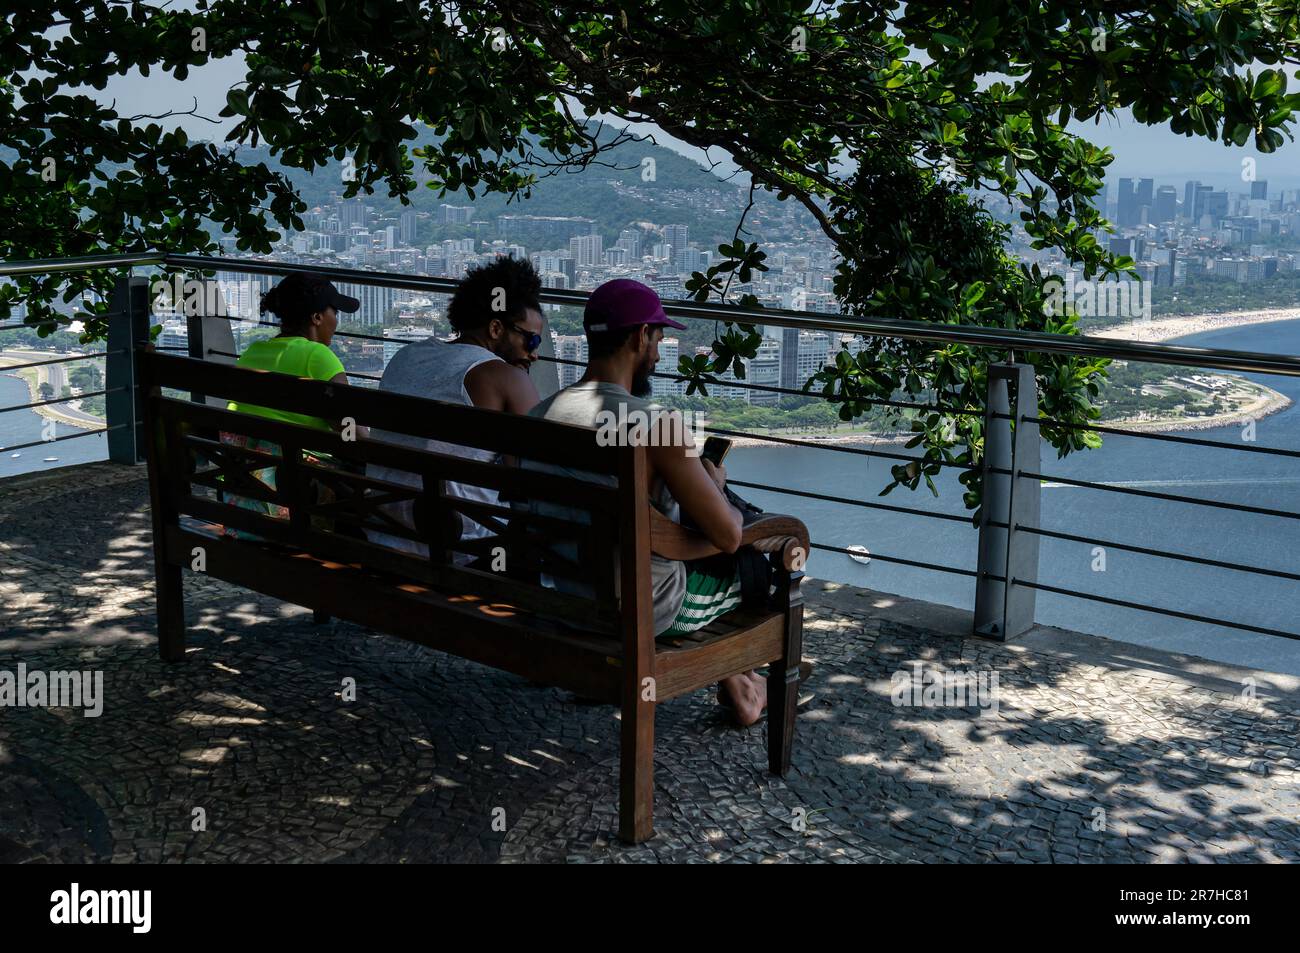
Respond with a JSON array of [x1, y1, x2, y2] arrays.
[[366, 338, 501, 561], [525, 380, 687, 635]]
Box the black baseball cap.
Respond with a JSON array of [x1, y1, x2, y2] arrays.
[[266, 272, 360, 318]]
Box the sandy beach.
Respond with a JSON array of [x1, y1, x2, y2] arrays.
[[1085, 307, 1300, 344], [726, 307, 1300, 447]]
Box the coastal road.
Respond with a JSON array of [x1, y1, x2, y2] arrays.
[[0, 349, 106, 428]]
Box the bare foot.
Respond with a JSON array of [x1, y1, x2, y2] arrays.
[[718, 672, 768, 727]]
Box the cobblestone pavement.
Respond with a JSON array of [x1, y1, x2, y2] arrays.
[[2, 462, 1298, 863]]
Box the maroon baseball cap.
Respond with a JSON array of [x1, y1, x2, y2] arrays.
[[583, 279, 687, 333]]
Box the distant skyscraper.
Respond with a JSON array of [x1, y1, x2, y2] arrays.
[[746, 338, 781, 407], [617, 228, 642, 260], [334, 281, 394, 327], [1153, 186, 1177, 224], [652, 337, 682, 398], [338, 197, 368, 229], [1203, 190, 1229, 222], [399, 209, 418, 244], [568, 234, 603, 267], [1252, 180, 1269, 200], [1117, 178, 1136, 226], [663, 224, 688, 269], [1191, 184, 1213, 222], [1136, 178, 1154, 215], [438, 204, 473, 225], [554, 335, 588, 388], [779, 326, 800, 390], [1183, 180, 1199, 220]]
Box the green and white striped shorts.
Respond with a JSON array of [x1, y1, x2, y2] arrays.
[[661, 563, 743, 637]]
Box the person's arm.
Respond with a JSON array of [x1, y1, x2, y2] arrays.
[[648, 413, 742, 553], [464, 360, 540, 415]]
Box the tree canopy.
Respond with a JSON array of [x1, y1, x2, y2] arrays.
[[5, 1, 1300, 505]]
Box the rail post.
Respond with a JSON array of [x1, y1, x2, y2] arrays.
[[974, 361, 1041, 640], [105, 273, 152, 464]]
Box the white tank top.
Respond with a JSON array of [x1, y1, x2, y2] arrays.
[[365, 338, 503, 560]]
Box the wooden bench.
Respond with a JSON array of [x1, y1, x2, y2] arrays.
[[138, 348, 806, 843]]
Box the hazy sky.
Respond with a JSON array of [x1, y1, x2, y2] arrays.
[[75, 54, 1300, 195]]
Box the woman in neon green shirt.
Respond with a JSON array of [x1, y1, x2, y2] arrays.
[[221, 273, 360, 534], [228, 272, 356, 425]]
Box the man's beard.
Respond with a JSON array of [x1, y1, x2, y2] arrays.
[[631, 360, 654, 398]]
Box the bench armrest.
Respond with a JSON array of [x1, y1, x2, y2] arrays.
[[650, 508, 810, 570]]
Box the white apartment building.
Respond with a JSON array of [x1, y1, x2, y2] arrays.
[[555, 334, 589, 388], [651, 336, 683, 399]]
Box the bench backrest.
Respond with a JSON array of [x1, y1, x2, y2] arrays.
[[138, 349, 654, 640]]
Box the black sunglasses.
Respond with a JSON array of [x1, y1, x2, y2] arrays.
[[505, 323, 543, 352]]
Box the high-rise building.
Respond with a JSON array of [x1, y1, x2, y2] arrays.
[[399, 209, 419, 244], [338, 197, 368, 229], [335, 281, 395, 327], [569, 233, 604, 267], [1136, 178, 1154, 218], [746, 338, 781, 406], [1153, 186, 1178, 224], [1183, 180, 1201, 220], [652, 337, 683, 398], [1202, 191, 1229, 222], [1192, 184, 1214, 222], [617, 228, 642, 260], [678, 247, 709, 274], [498, 214, 596, 245], [649, 274, 683, 301], [533, 252, 576, 285], [1252, 180, 1269, 201], [554, 334, 588, 388], [779, 326, 801, 390], [796, 331, 831, 383], [438, 204, 474, 225], [1117, 178, 1136, 226], [663, 224, 689, 269]]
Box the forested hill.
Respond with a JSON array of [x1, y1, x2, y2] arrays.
[[232, 122, 772, 248]]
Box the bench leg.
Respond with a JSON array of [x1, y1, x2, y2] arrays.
[[768, 570, 805, 776], [618, 687, 655, 844], [157, 562, 186, 662]]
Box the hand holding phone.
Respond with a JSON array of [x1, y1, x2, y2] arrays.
[[700, 436, 732, 466]]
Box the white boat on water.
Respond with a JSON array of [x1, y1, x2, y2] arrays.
[[846, 544, 871, 565], [43, 456, 58, 462], [8, 452, 18, 458]]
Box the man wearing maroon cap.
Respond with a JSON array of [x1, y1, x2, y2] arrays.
[[525, 279, 768, 725]]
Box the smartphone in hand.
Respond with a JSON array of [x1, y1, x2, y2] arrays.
[[700, 436, 733, 467]]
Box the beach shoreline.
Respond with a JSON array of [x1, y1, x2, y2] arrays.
[[1084, 307, 1300, 345], [0, 351, 105, 431], [724, 308, 1300, 447]]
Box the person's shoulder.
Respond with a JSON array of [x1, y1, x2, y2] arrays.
[[299, 339, 344, 378]]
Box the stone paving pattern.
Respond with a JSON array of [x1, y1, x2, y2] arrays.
[[1, 463, 1298, 863]]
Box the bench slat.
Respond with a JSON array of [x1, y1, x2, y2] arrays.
[[158, 397, 621, 514], [165, 526, 625, 700], [145, 352, 622, 472], [170, 495, 619, 629]]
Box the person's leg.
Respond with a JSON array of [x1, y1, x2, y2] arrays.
[[663, 562, 768, 727], [718, 671, 767, 727]]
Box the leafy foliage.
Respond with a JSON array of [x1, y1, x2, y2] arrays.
[[5, 1, 1300, 508]]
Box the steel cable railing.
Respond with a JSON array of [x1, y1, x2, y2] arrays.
[[5, 250, 1300, 645]]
